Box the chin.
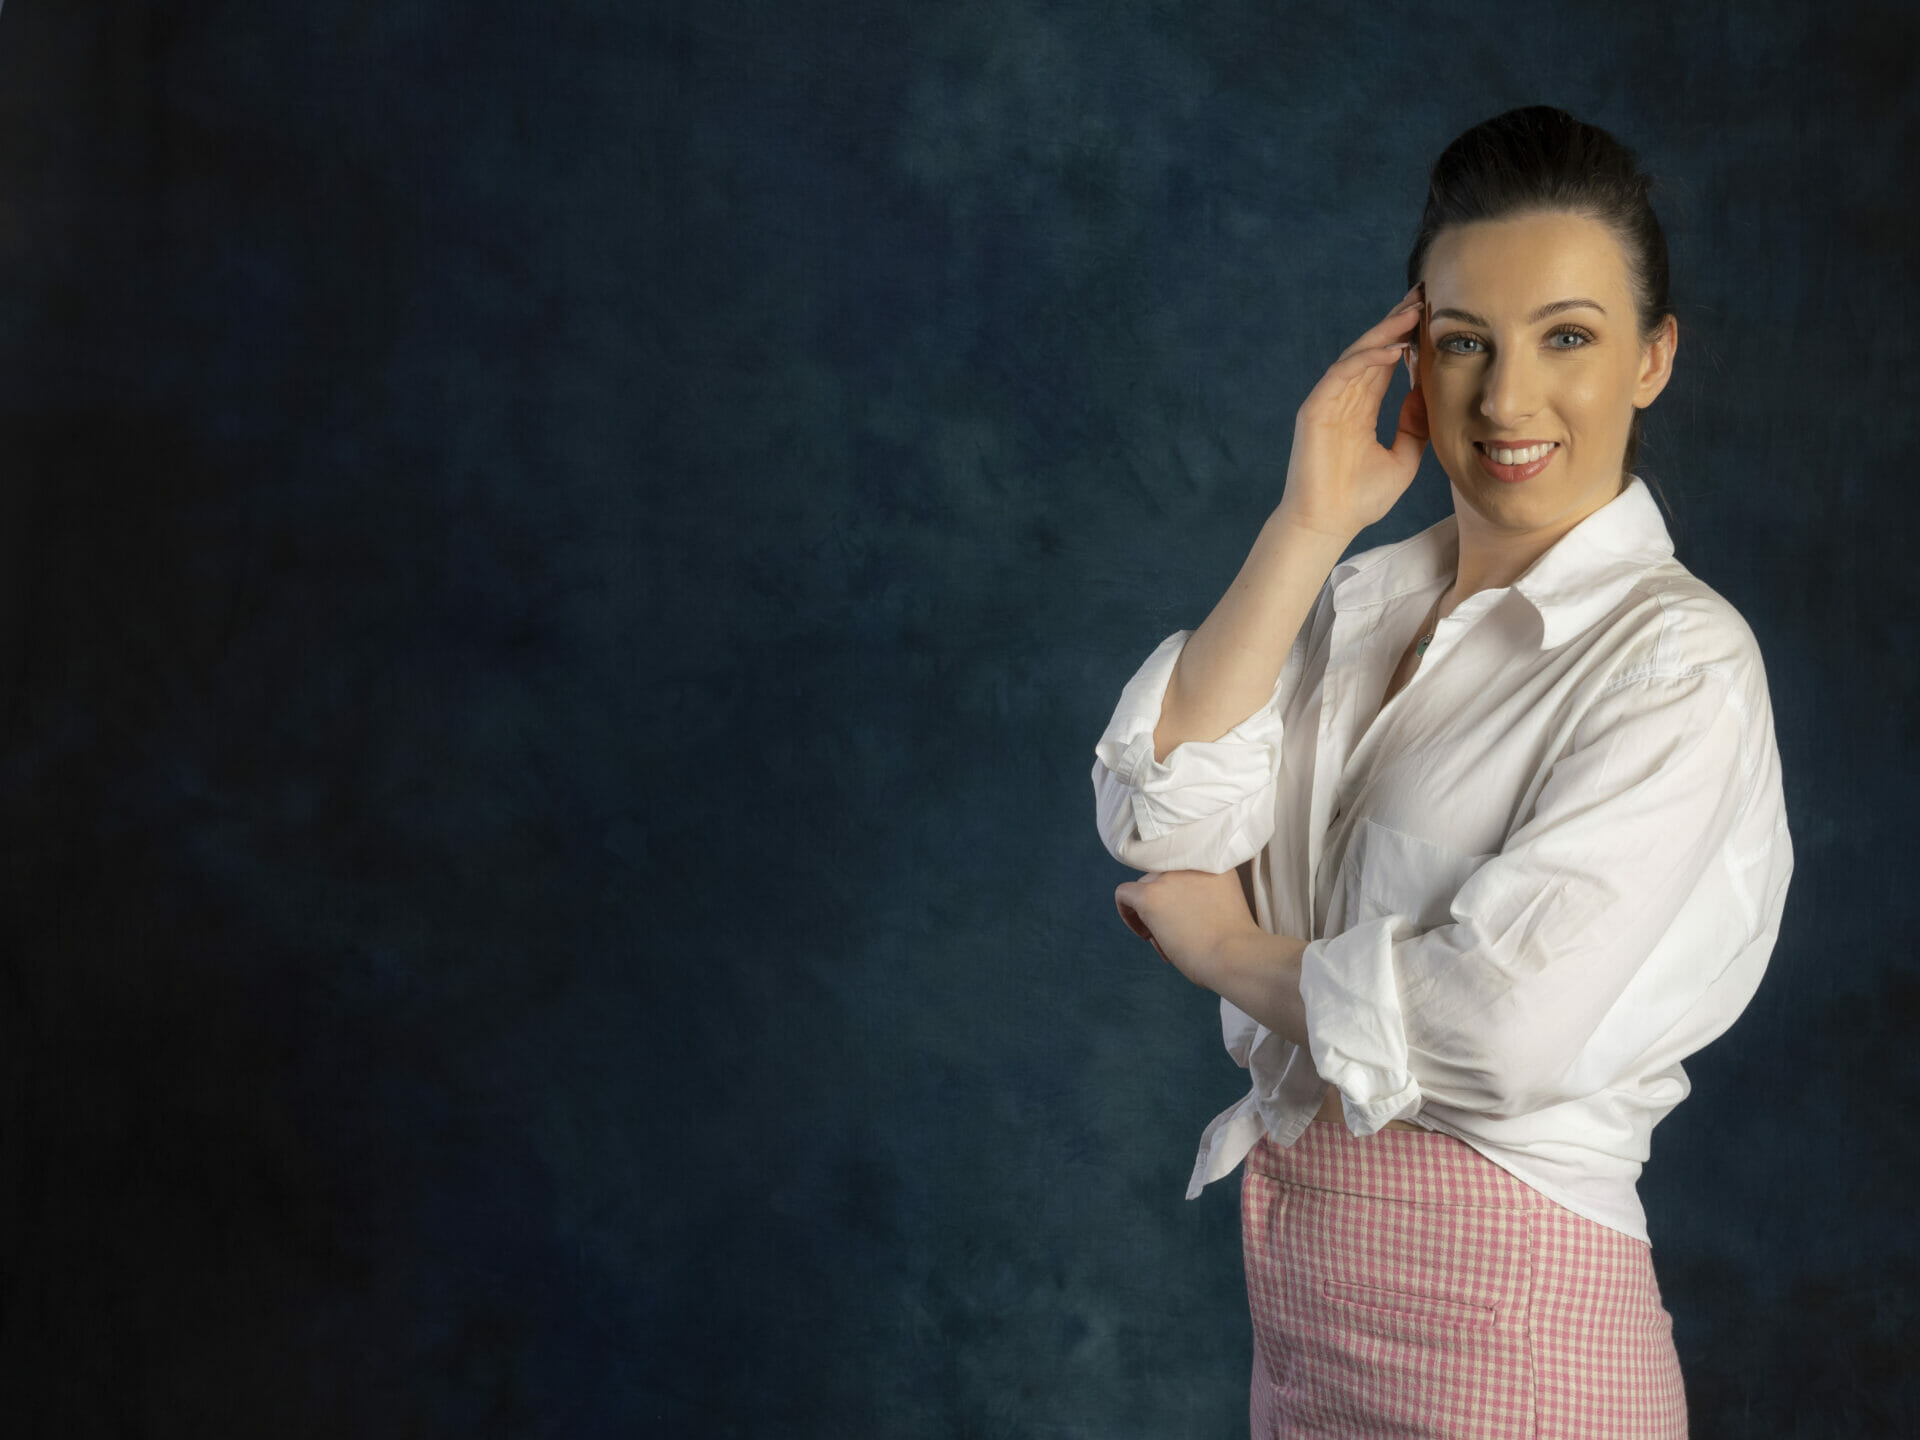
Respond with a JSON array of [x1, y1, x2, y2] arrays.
[[1448, 473, 1558, 527]]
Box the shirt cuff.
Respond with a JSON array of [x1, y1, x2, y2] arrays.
[[1092, 630, 1286, 844], [1299, 916, 1426, 1134], [1097, 729, 1281, 842]]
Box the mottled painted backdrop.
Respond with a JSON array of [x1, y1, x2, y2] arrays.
[[3, 1, 1915, 1436]]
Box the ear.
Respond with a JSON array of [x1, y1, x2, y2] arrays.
[[1633, 313, 1678, 410]]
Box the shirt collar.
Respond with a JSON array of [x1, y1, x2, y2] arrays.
[[1328, 476, 1676, 649]]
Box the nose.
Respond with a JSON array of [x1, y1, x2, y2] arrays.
[[1478, 347, 1542, 428]]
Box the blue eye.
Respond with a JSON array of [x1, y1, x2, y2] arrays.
[[1436, 325, 1595, 356]]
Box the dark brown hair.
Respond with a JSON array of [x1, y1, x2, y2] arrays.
[[1406, 106, 1674, 487]]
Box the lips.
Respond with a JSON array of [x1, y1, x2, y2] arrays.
[[1473, 440, 1559, 484], [1475, 440, 1558, 464]]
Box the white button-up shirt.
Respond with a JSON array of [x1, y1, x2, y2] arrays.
[[1090, 477, 1794, 1241]]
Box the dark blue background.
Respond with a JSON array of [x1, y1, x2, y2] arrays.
[[3, 2, 1914, 1435]]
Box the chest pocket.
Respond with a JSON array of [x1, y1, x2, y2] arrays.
[[1342, 818, 1497, 935]]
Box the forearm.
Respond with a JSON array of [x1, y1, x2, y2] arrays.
[[1203, 926, 1312, 1050], [1153, 507, 1349, 764]]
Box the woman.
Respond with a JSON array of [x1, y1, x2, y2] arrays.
[[1091, 107, 1793, 1437]]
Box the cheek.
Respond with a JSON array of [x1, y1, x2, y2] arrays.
[[1564, 365, 1636, 433]]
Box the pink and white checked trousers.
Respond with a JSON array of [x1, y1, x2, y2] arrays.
[[1241, 1124, 1687, 1439]]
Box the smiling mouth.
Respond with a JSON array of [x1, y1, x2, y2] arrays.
[[1474, 441, 1559, 465]]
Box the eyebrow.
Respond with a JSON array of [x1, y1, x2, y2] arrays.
[[1429, 298, 1608, 325]]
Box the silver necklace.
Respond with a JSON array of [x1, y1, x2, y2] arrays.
[[1414, 593, 1444, 657]]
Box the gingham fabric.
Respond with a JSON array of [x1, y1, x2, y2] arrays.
[[1242, 1124, 1687, 1438]]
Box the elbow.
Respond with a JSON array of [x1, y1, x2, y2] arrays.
[[1090, 755, 1278, 875], [1092, 760, 1151, 866]]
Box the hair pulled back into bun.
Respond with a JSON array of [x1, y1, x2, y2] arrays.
[[1408, 107, 1674, 480]]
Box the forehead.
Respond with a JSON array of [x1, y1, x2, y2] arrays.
[[1423, 211, 1633, 313]]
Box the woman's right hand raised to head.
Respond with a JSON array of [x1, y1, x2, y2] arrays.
[[1278, 282, 1430, 541], [1146, 283, 1430, 764]]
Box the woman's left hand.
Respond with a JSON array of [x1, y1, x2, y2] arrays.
[[1113, 868, 1262, 991]]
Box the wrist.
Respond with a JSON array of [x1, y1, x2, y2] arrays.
[[1270, 497, 1360, 551], [1204, 923, 1262, 991]]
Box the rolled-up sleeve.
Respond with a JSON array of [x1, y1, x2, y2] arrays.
[[1301, 659, 1784, 1133], [1090, 629, 1294, 875]]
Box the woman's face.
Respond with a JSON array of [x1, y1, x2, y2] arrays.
[[1416, 210, 1677, 539]]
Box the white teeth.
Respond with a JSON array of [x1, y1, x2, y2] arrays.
[[1487, 443, 1555, 465]]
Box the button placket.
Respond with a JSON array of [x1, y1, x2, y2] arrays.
[[1305, 614, 1360, 898]]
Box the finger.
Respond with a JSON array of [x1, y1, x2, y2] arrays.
[[1125, 905, 1162, 955], [1337, 305, 1421, 363], [1316, 341, 1415, 392], [1114, 888, 1155, 941], [1307, 342, 1414, 414], [1336, 288, 1425, 363]]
